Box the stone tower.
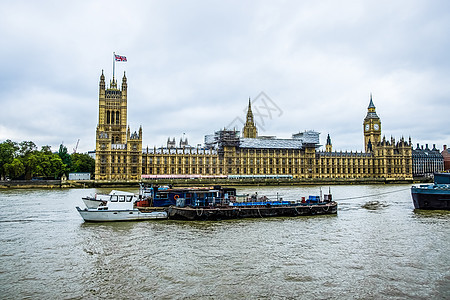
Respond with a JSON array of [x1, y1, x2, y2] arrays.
[[363, 94, 381, 152], [242, 98, 258, 138], [95, 71, 142, 180], [96, 71, 128, 144]]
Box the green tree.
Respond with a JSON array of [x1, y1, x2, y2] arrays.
[[49, 155, 66, 179], [41, 145, 52, 155], [71, 153, 95, 177], [0, 140, 18, 180], [4, 158, 25, 179], [34, 151, 51, 178], [26, 147, 67, 179], [19, 141, 37, 156], [58, 144, 71, 174], [1, 141, 70, 180], [22, 152, 39, 179]]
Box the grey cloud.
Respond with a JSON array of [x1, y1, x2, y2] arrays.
[[0, 0, 449, 153]]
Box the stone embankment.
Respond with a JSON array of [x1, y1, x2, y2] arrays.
[[0, 180, 63, 189], [0, 177, 428, 189]]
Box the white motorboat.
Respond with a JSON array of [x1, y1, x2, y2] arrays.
[[82, 190, 134, 209], [76, 191, 167, 222]]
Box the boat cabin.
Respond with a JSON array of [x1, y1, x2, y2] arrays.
[[140, 184, 236, 207], [96, 191, 137, 211]]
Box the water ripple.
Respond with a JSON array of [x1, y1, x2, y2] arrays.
[[0, 186, 448, 299]]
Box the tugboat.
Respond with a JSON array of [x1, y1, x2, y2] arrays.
[[167, 189, 337, 221], [411, 173, 450, 210]]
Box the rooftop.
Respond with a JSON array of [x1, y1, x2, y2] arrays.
[[240, 138, 304, 150]]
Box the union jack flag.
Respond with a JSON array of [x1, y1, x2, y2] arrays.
[[114, 54, 127, 62]]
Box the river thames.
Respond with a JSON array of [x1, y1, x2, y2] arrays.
[[0, 184, 449, 299]]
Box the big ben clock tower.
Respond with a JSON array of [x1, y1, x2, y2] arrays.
[[363, 94, 381, 152]]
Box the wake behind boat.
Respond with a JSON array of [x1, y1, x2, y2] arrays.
[[76, 190, 167, 222]]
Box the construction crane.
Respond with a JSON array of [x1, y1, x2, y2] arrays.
[[73, 139, 80, 154]]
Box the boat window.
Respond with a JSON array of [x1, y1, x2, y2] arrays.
[[119, 195, 125, 202], [158, 193, 168, 200], [111, 195, 118, 202], [126, 195, 133, 202]]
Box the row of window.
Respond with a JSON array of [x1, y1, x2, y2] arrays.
[[100, 155, 139, 164], [142, 166, 410, 176], [100, 166, 138, 174], [141, 157, 410, 168], [412, 161, 444, 175]]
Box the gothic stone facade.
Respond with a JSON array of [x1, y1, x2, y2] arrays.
[[95, 71, 142, 181], [95, 73, 413, 181], [412, 144, 444, 176]]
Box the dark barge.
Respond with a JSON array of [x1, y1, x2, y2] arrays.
[[140, 184, 337, 220], [168, 201, 337, 221]]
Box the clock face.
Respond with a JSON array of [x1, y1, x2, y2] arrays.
[[374, 124, 379, 130], [365, 124, 370, 131]]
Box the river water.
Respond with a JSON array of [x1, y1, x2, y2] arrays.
[[0, 185, 449, 299]]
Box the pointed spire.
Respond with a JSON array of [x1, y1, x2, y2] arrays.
[[243, 97, 258, 138], [247, 97, 253, 116], [368, 93, 375, 109], [246, 98, 254, 121], [326, 134, 332, 152], [365, 93, 379, 119], [110, 76, 117, 89]]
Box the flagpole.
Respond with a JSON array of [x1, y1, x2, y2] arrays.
[[113, 52, 116, 80]]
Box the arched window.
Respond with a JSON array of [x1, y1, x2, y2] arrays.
[[116, 111, 120, 124], [106, 111, 110, 124], [111, 111, 115, 124]]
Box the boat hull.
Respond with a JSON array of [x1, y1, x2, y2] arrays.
[[76, 207, 168, 222], [411, 186, 450, 210], [168, 202, 337, 221]]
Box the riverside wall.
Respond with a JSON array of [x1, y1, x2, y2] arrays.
[[0, 180, 63, 189], [0, 177, 430, 189]]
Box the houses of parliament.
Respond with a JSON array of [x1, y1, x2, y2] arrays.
[[94, 71, 413, 181]]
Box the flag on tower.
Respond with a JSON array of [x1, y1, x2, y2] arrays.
[[114, 54, 127, 62]]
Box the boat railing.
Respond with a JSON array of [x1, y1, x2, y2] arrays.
[[188, 193, 332, 207], [192, 197, 231, 207]]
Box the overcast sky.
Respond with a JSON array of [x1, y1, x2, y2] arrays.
[[1, 0, 449, 154]]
